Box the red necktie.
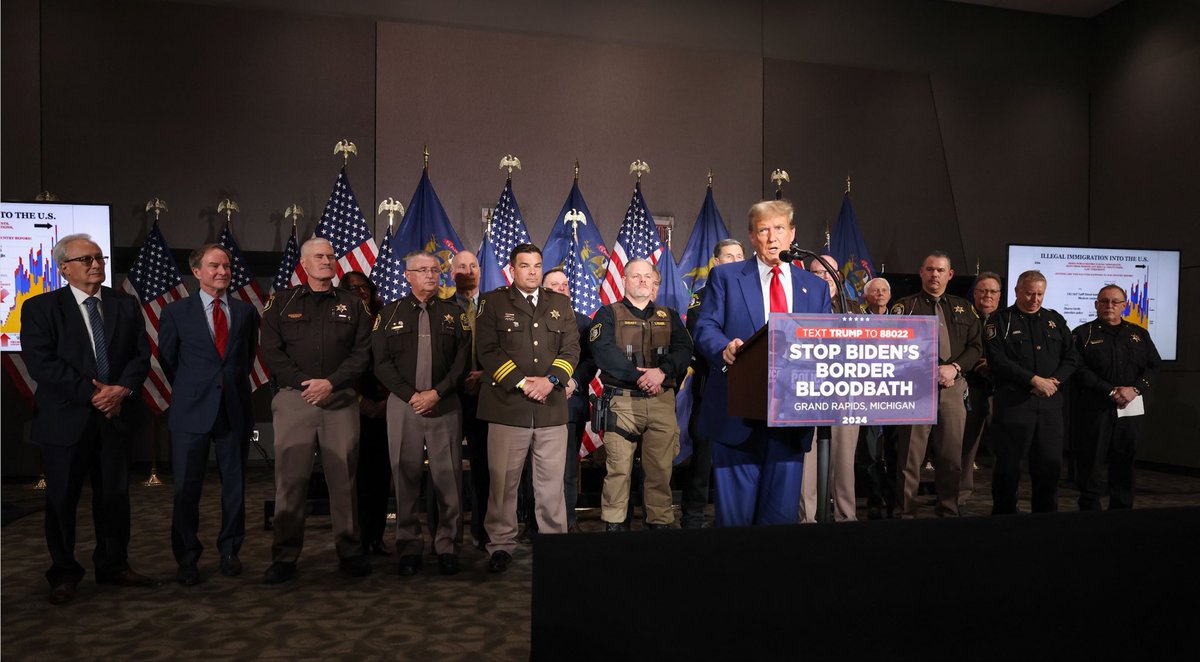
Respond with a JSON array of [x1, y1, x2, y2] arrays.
[[213, 299, 228, 358], [769, 265, 788, 313]]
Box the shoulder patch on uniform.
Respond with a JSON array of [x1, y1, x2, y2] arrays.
[[689, 292, 701, 309], [656, 309, 667, 319], [264, 294, 275, 311], [891, 303, 905, 315], [984, 323, 996, 340], [589, 323, 602, 342]]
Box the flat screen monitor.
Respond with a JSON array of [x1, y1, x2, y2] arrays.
[[0, 201, 114, 352], [1007, 244, 1179, 360]]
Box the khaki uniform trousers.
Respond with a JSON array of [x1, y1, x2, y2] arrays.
[[270, 388, 361, 563], [897, 378, 968, 517], [799, 424, 860, 522], [601, 389, 680, 525], [485, 423, 567, 554], [387, 395, 463, 556]]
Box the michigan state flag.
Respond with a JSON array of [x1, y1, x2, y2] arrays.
[[678, 185, 731, 294], [390, 168, 465, 299], [543, 180, 609, 284], [829, 191, 875, 304]]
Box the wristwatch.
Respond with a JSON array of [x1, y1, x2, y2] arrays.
[[547, 375, 561, 387]]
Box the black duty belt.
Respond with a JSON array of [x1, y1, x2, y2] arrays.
[[604, 386, 673, 398]]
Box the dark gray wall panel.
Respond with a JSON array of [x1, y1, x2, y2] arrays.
[[2, 0, 42, 199], [932, 74, 1090, 274], [376, 21, 763, 257], [38, 0, 375, 252], [763, 59, 958, 272]]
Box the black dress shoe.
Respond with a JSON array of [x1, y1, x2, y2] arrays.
[[262, 561, 297, 585], [437, 554, 460, 576], [645, 523, 671, 530], [48, 582, 76, 605], [397, 555, 423, 576], [176, 563, 201, 586], [219, 554, 243, 577], [98, 569, 157, 587], [488, 550, 512, 573], [339, 555, 372, 578], [567, 521, 581, 533], [604, 521, 629, 533]]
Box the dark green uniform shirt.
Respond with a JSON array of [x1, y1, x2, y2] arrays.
[[372, 294, 470, 415], [261, 283, 372, 393]]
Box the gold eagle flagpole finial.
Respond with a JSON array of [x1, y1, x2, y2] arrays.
[[423, 145, 430, 172], [976, 258, 981, 276], [36, 191, 60, 202], [574, 158, 581, 182], [846, 174, 851, 194], [377, 198, 404, 228], [629, 159, 650, 181], [218, 199, 240, 226], [499, 154, 522, 179], [708, 169, 714, 189], [334, 140, 357, 166], [284, 204, 304, 228], [824, 221, 831, 252], [145, 197, 168, 221], [771, 169, 790, 200]]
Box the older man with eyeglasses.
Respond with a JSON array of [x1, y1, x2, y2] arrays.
[[960, 271, 1004, 504], [1070, 285, 1160, 510]]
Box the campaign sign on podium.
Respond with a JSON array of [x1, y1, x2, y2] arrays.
[[766, 314, 938, 426]]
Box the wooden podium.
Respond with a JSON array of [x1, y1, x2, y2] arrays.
[[726, 325, 770, 421]]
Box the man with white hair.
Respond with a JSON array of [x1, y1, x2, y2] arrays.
[[260, 237, 374, 583]]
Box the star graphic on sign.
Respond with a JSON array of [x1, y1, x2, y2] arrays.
[[954, 305, 964, 313]]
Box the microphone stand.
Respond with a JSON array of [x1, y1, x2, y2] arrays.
[[781, 246, 848, 524]]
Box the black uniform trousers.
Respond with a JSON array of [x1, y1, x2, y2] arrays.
[[42, 411, 132, 586], [991, 391, 1065, 514], [171, 400, 249, 565], [1075, 409, 1140, 510]]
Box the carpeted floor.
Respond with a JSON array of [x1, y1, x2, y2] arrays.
[[3, 463, 1199, 660]]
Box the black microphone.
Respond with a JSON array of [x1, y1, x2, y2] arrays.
[[778, 246, 814, 263]]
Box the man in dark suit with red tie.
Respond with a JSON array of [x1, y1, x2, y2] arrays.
[[21, 233, 154, 604], [693, 200, 831, 526], [158, 244, 260, 585]]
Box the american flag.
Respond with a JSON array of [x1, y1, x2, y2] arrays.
[[563, 228, 606, 455], [599, 181, 664, 306], [294, 166, 377, 284], [121, 221, 189, 413], [486, 179, 531, 285], [217, 223, 270, 389], [2, 354, 37, 408], [373, 225, 407, 304], [273, 226, 303, 293]]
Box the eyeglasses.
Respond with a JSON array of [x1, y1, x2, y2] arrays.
[[405, 267, 439, 276], [63, 255, 108, 266], [1097, 298, 1127, 306], [975, 288, 1001, 295]]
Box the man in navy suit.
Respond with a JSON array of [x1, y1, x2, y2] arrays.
[[693, 200, 831, 526], [21, 233, 154, 604], [158, 244, 260, 585]]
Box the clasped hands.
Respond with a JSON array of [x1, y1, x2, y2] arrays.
[[91, 380, 129, 419]]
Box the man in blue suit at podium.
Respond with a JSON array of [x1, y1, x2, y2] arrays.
[[159, 244, 260, 585], [693, 199, 831, 526]]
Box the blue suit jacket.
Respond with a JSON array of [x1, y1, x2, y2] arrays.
[[693, 258, 831, 448], [20, 285, 151, 447], [158, 294, 259, 436]]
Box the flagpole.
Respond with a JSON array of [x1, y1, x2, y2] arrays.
[[143, 197, 171, 488]]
